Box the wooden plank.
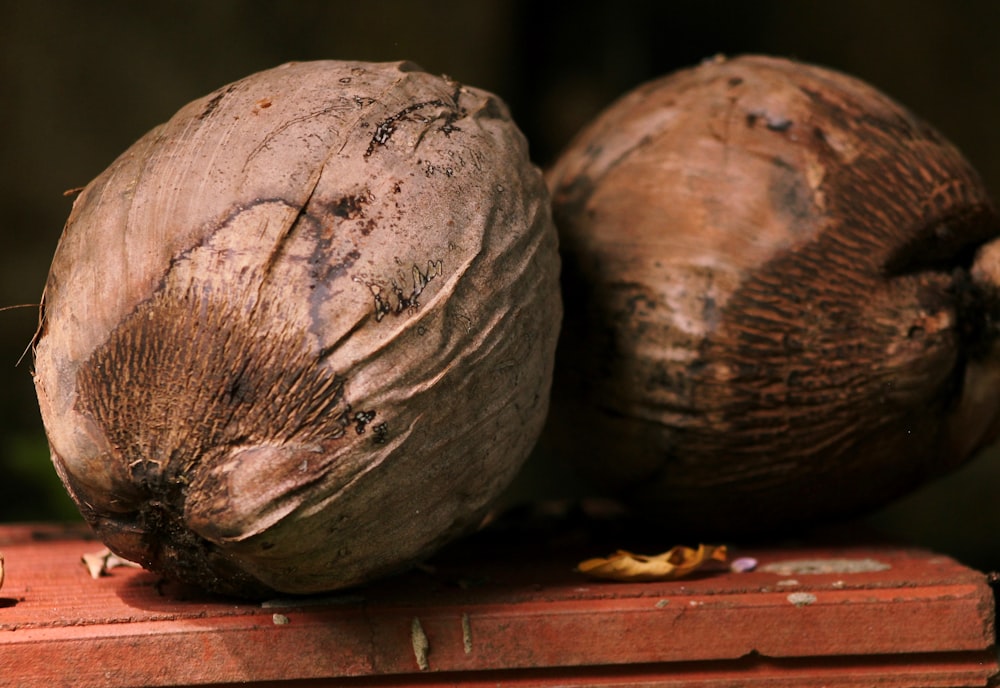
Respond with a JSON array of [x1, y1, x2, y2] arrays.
[[0, 522, 996, 687]]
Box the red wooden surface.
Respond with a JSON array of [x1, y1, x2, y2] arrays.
[[0, 521, 996, 687]]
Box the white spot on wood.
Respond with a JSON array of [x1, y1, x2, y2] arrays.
[[787, 592, 817, 607], [762, 558, 890, 576]]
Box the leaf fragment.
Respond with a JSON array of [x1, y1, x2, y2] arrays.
[[578, 544, 727, 582]]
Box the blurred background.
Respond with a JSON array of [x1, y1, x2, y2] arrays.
[[3, 0, 1000, 567]]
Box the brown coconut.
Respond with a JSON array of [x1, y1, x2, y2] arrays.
[[546, 55, 1000, 535], [33, 60, 561, 597]]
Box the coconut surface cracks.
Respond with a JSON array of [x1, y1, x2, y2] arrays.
[[547, 55, 1000, 535], [34, 61, 561, 596]]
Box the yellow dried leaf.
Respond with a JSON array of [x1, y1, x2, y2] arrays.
[[578, 544, 727, 582]]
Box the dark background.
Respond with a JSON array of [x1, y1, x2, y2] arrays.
[[3, 1, 1000, 567]]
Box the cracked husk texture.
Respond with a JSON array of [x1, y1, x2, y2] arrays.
[[546, 55, 1000, 535], [33, 60, 561, 597]]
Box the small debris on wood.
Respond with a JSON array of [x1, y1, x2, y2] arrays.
[[787, 592, 818, 607], [272, 613, 290, 625], [411, 617, 430, 670], [461, 613, 473, 655], [730, 557, 758, 573], [81, 548, 142, 579]]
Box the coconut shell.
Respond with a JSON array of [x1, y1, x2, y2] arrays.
[[546, 55, 1000, 535], [33, 60, 561, 597]]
